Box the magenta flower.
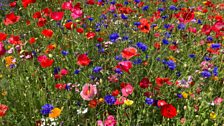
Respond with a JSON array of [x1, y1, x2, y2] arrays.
[[61, 1, 73, 10], [80, 84, 97, 101], [71, 8, 83, 19], [121, 83, 134, 97], [214, 97, 223, 105], [104, 115, 117, 126], [0, 42, 6, 56]]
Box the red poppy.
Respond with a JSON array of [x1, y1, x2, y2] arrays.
[[87, 0, 95, 5], [22, 0, 36, 8], [156, 77, 172, 87], [201, 25, 211, 35], [3, 12, 20, 25], [112, 89, 119, 96], [26, 20, 31, 25], [42, 29, 53, 38], [37, 18, 47, 27], [121, 47, 138, 60], [77, 54, 91, 66], [180, 10, 195, 23], [169, 45, 178, 51], [64, 22, 76, 30], [33, 11, 41, 19], [86, 32, 96, 39], [37, 55, 54, 68], [9, 1, 17, 7], [116, 61, 133, 74], [29, 37, 36, 44], [97, 37, 103, 42], [157, 100, 167, 107], [212, 21, 224, 33], [139, 77, 151, 89], [55, 83, 66, 90], [88, 99, 97, 108], [8, 35, 22, 45], [138, 18, 150, 33], [76, 28, 84, 33], [0, 104, 8, 117], [161, 104, 177, 118], [41, 8, 52, 17], [0, 32, 7, 41], [154, 42, 161, 49], [50, 12, 64, 21]]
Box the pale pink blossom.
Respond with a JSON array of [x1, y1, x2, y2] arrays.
[[121, 83, 134, 97], [214, 97, 223, 105], [80, 84, 97, 101]]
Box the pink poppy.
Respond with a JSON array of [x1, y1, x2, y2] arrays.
[[61, 1, 73, 10], [71, 8, 83, 19], [104, 115, 117, 126], [121, 83, 134, 97], [114, 96, 126, 105], [50, 12, 64, 21], [0, 42, 6, 56], [214, 97, 223, 105], [116, 61, 132, 74], [80, 84, 97, 101]]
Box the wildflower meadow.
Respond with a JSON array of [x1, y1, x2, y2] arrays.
[[0, 0, 224, 125]]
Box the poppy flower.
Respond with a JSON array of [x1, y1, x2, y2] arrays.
[[0, 104, 8, 117], [139, 77, 151, 89], [22, 0, 36, 8], [0, 42, 6, 56], [87, 0, 95, 5], [201, 25, 211, 35], [121, 47, 138, 60], [55, 83, 66, 90], [157, 100, 167, 107], [71, 8, 83, 19], [180, 10, 194, 23], [37, 55, 54, 68], [0, 32, 7, 41], [138, 18, 150, 33], [86, 32, 96, 39], [161, 104, 177, 118], [50, 12, 64, 21], [37, 18, 47, 27], [112, 89, 119, 96], [76, 28, 84, 33], [80, 84, 97, 101], [41, 8, 52, 16], [8, 35, 22, 45], [9, 1, 17, 7], [88, 99, 98, 108], [64, 22, 76, 30], [33, 11, 41, 19], [121, 83, 134, 97], [3, 12, 20, 26], [77, 54, 91, 66], [212, 21, 224, 33], [49, 108, 61, 118], [29, 37, 36, 44], [116, 61, 132, 74], [42, 29, 53, 38], [156, 77, 172, 87], [62, 1, 73, 10]]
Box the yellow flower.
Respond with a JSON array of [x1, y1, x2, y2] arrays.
[[212, 76, 219, 81], [49, 108, 61, 118], [124, 99, 134, 106], [168, 56, 176, 62], [210, 112, 216, 120], [5, 56, 15, 67], [98, 98, 104, 103], [182, 92, 188, 99]]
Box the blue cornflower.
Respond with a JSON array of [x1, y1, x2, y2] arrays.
[[41, 104, 54, 115], [178, 23, 185, 30], [109, 33, 119, 42], [124, 1, 129, 5], [54, 67, 60, 74], [115, 68, 122, 74], [61, 50, 69, 56], [207, 36, 213, 41], [204, 56, 211, 61], [136, 42, 148, 52], [145, 98, 154, 105], [142, 6, 149, 11], [122, 36, 129, 41], [134, 22, 141, 26], [93, 66, 102, 73], [189, 54, 196, 58], [88, 17, 94, 21], [133, 58, 142, 65], [158, 7, 165, 12], [211, 43, 221, 49], [197, 19, 202, 24], [162, 39, 169, 45], [161, 15, 168, 19], [169, 5, 177, 11], [165, 60, 176, 70], [134, 0, 141, 3], [115, 55, 123, 61], [201, 70, 211, 78], [164, 24, 170, 29], [74, 69, 80, 74], [121, 14, 128, 20], [164, 32, 171, 38], [213, 66, 218, 76], [104, 95, 116, 105], [177, 93, 183, 98], [110, 0, 116, 5]]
